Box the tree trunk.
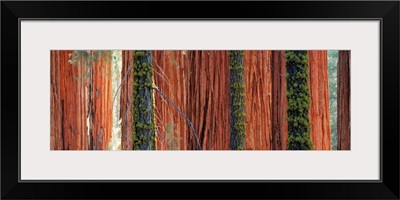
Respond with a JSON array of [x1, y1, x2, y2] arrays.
[[51, 50, 114, 150], [153, 50, 231, 150], [132, 50, 156, 150], [337, 50, 351, 150], [229, 51, 246, 150], [90, 52, 113, 150], [244, 50, 272, 150], [286, 51, 313, 150], [51, 50, 89, 150], [185, 50, 230, 150], [308, 50, 331, 150], [271, 50, 288, 150], [120, 50, 134, 150]]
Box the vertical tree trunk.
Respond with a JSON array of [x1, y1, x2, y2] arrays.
[[308, 50, 331, 150], [271, 50, 288, 150], [244, 50, 272, 150], [50, 50, 63, 150], [153, 50, 231, 150], [90, 52, 113, 150], [185, 50, 231, 150], [229, 50, 246, 150], [286, 51, 313, 150], [50, 50, 89, 150], [153, 50, 192, 150], [132, 50, 156, 150], [120, 50, 134, 150], [337, 50, 351, 150]]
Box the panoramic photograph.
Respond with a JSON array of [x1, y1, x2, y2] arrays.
[[50, 50, 350, 150]]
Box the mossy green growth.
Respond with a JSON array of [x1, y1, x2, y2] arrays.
[[285, 51, 313, 150], [132, 50, 156, 150], [229, 50, 246, 150]]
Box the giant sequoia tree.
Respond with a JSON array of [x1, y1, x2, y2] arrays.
[[285, 51, 313, 150], [132, 50, 156, 150], [229, 50, 246, 150]]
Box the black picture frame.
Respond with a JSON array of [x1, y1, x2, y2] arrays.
[[2, 1, 399, 199]]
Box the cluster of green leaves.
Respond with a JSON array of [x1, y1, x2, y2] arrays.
[[132, 50, 156, 150], [285, 51, 313, 150], [229, 50, 246, 150], [68, 50, 112, 81], [328, 50, 338, 150]]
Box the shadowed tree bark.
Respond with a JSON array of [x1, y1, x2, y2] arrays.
[[229, 50, 246, 150], [337, 50, 351, 150], [271, 51, 288, 150], [132, 50, 156, 150], [120, 50, 134, 150]]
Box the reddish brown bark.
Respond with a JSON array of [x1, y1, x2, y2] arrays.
[[51, 50, 334, 151], [308, 50, 331, 150], [120, 50, 134, 150], [271, 51, 288, 150], [50, 50, 112, 150], [153, 50, 188, 150], [337, 50, 351, 150], [91, 54, 113, 150], [244, 50, 272, 150], [153, 50, 231, 150], [50, 50, 63, 150], [188, 51, 231, 150], [51, 50, 89, 150]]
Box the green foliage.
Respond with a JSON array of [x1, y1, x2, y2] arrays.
[[229, 50, 246, 150], [285, 51, 313, 150], [132, 50, 156, 150], [68, 50, 112, 81], [165, 122, 182, 150], [328, 50, 338, 150]]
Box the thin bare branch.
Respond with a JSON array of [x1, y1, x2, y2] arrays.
[[153, 87, 202, 150]]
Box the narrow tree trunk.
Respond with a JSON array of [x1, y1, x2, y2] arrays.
[[120, 50, 134, 150], [90, 52, 113, 150], [285, 51, 313, 150], [337, 50, 351, 150], [271, 50, 288, 150], [132, 50, 156, 150], [308, 50, 331, 150], [229, 50, 246, 150]]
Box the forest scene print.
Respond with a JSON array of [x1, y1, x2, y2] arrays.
[[50, 50, 351, 150]]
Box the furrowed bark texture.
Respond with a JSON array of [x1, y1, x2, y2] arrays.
[[244, 50, 272, 150], [337, 50, 351, 150], [153, 50, 231, 150], [153, 50, 288, 150], [271, 51, 288, 150], [51, 50, 89, 150], [91, 53, 113, 150], [308, 50, 331, 150], [50, 50, 112, 150], [120, 50, 134, 150], [153, 50, 189, 150], [51, 50, 333, 150]]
